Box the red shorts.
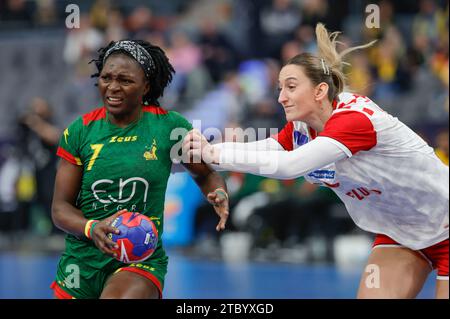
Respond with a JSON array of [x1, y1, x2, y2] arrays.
[[373, 234, 449, 280]]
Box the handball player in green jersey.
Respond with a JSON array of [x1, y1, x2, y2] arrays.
[[50, 40, 229, 299]]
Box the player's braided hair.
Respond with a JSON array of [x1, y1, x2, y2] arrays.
[[90, 39, 175, 106]]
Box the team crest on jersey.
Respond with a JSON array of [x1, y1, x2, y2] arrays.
[[144, 139, 158, 160], [294, 131, 308, 146]]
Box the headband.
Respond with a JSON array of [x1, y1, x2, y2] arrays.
[[103, 40, 155, 80]]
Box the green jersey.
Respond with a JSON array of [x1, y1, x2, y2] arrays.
[[57, 105, 192, 232], [54, 105, 192, 298]]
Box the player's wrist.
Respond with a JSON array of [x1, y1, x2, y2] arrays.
[[84, 219, 99, 239], [214, 187, 228, 201]]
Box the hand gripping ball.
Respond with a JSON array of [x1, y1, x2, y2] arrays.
[[109, 211, 158, 263]]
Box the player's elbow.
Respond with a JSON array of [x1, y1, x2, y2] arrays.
[[51, 201, 64, 230]]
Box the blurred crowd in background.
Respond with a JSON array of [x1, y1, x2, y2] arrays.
[[0, 0, 448, 263]]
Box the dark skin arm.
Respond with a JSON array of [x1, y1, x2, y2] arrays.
[[182, 161, 229, 231], [52, 159, 124, 258]]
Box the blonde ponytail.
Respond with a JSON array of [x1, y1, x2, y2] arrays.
[[286, 23, 376, 101]]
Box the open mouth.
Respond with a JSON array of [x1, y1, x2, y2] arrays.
[[106, 96, 124, 106]]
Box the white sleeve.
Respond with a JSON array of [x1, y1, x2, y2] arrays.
[[213, 138, 285, 152], [210, 138, 284, 171], [215, 136, 348, 179]]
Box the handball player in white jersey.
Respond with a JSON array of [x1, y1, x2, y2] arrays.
[[183, 23, 449, 299]]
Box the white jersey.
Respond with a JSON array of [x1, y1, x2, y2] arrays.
[[276, 92, 449, 250]]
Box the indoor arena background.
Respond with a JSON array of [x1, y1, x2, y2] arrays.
[[0, 0, 448, 298]]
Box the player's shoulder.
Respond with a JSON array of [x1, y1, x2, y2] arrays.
[[142, 105, 169, 116], [148, 105, 190, 122], [79, 106, 107, 126], [142, 105, 181, 121], [143, 105, 192, 132], [332, 92, 384, 118]]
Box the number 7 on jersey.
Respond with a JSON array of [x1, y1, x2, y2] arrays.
[[87, 144, 104, 171]]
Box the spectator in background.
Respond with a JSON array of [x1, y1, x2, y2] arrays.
[[295, 25, 317, 54], [184, 71, 244, 133], [300, 0, 328, 28], [280, 39, 304, 64], [363, 0, 396, 42], [259, 0, 301, 59], [33, 0, 58, 28], [242, 59, 285, 133], [198, 19, 238, 84], [143, 31, 167, 50], [430, 36, 449, 86], [104, 8, 127, 42], [251, 59, 285, 131], [63, 13, 104, 65], [412, 0, 448, 50], [368, 26, 406, 99], [166, 30, 211, 112], [347, 51, 375, 97], [125, 6, 154, 39], [411, 0, 448, 73], [429, 29, 449, 112], [0, 0, 34, 28], [434, 129, 449, 165], [0, 143, 21, 232], [168, 30, 203, 75], [89, 0, 111, 32], [18, 97, 61, 234]]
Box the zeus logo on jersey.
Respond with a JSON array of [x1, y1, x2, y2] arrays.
[[91, 177, 149, 204], [109, 136, 138, 143]]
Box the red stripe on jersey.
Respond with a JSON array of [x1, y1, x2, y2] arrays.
[[319, 110, 377, 155], [271, 122, 294, 151], [142, 105, 168, 115], [82, 107, 106, 125], [56, 146, 79, 165], [362, 107, 374, 116]]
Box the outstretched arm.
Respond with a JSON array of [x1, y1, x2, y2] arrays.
[[213, 138, 285, 152], [205, 138, 284, 172], [183, 129, 348, 180]]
